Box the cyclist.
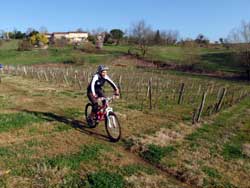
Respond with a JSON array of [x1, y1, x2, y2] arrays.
[[87, 65, 119, 122]]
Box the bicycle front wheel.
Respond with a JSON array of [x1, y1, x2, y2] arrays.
[[105, 112, 121, 142]]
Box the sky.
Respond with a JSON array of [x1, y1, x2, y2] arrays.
[[0, 0, 250, 41]]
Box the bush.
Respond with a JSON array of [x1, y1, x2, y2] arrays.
[[17, 40, 33, 51], [30, 33, 49, 46], [88, 35, 96, 44], [63, 55, 85, 65], [85, 171, 124, 188], [52, 37, 69, 48], [81, 42, 97, 53]]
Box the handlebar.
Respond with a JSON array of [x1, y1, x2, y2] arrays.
[[97, 95, 120, 102]]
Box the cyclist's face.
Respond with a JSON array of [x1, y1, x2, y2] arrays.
[[101, 70, 107, 77]]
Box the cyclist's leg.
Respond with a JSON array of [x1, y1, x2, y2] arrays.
[[96, 89, 106, 106], [87, 92, 98, 119]]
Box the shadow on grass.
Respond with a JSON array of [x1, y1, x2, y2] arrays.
[[21, 109, 111, 142]]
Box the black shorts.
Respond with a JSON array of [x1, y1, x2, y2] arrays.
[[87, 89, 105, 105]]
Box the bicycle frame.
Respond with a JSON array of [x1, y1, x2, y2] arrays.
[[96, 97, 114, 121], [86, 95, 121, 142]]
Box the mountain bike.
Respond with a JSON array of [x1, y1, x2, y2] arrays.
[[85, 95, 121, 142]]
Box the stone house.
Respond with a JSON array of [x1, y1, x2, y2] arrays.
[[47, 32, 88, 43]]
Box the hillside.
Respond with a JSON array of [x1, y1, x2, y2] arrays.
[[0, 40, 244, 76]]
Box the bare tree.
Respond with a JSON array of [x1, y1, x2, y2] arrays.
[[241, 20, 250, 43], [130, 20, 154, 57], [240, 48, 250, 80], [233, 45, 250, 80], [39, 26, 48, 34], [228, 20, 250, 79], [228, 28, 241, 43], [26, 27, 36, 36], [227, 20, 250, 43], [76, 28, 84, 32], [91, 27, 107, 35], [161, 30, 179, 45]]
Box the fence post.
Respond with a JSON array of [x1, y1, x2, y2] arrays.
[[197, 84, 201, 96], [148, 78, 152, 109], [23, 67, 27, 77], [37, 71, 41, 81], [118, 75, 122, 99], [230, 92, 235, 106], [44, 71, 49, 82], [192, 108, 198, 124], [215, 88, 227, 112], [75, 72, 82, 90], [64, 74, 69, 86], [178, 83, 185, 104], [196, 91, 207, 123]]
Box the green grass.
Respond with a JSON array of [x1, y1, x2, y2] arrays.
[[122, 138, 135, 150], [0, 179, 6, 188], [103, 45, 130, 55], [0, 40, 19, 50], [63, 108, 82, 118], [203, 179, 235, 188], [45, 144, 110, 170], [0, 47, 72, 65], [0, 144, 39, 176], [0, 46, 118, 65], [0, 42, 245, 74], [60, 173, 85, 188], [222, 122, 250, 160], [127, 103, 142, 110], [185, 100, 246, 145], [0, 143, 110, 177], [146, 46, 185, 62], [133, 45, 243, 73], [222, 144, 244, 159], [0, 95, 10, 109], [119, 164, 156, 176], [156, 97, 250, 187], [0, 112, 44, 132], [26, 139, 46, 147], [85, 171, 125, 188], [52, 123, 72, 132], [0, 147, 16, 158], [140, 144, 176, 164], [202, 166, 221, 179]]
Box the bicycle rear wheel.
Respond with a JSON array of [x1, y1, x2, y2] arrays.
[[105, 112, 121, 142], [85, 103, 98, 128]]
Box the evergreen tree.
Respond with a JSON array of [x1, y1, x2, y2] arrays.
[[154, 30, 161, 45]]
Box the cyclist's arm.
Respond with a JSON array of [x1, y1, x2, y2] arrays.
[[91, 74, 99, 97], [105, 75, 119, 94]]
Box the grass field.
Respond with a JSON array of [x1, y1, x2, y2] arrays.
[[0, 74, 192, 187], [0, 40, 244, 74], [0, 39, 250, 187], [1, 58, 250, 187]]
